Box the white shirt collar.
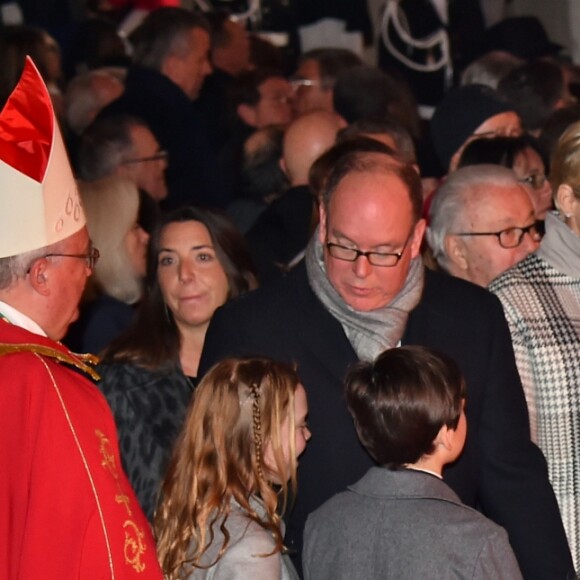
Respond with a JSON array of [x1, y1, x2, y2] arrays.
[[0, 300, 47, 337], [405, 466, 443, 480]]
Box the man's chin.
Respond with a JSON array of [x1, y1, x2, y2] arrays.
[[340, 291, 388, 313]]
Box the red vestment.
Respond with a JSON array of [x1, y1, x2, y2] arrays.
[[0, 320, 163, 579]]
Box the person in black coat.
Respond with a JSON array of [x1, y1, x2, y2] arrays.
[[99, 8, 228, 209], [199, 147, 574, 579]]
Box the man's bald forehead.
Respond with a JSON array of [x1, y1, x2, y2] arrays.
[[323, 151, 423, 222]]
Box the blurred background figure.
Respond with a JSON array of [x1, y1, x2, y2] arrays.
[[246, 110, 343, 284], [77, 114, 168, 203], [337, 118, 417, 164], [195, 9, 252, 150], [66, 176, 150, 354], [333, 64, 421, 142], [219, 68, 294, 202], [97, 207, 257, 520], [0, 25, 64, 113], [63, 67, 125, 138], [460, 51, 523, 89], [539, 104, 580, 162], [430, 83, 521, 174], [457, 135, 552, 220], [227, 126, 289, 234], [65, 16, 129, 77], [291, 48, 361, 116], [489, 120, 580, 570], [498, 59, 575, 136]]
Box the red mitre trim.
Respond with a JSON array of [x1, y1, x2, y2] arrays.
[[0, 56, 53, 183]]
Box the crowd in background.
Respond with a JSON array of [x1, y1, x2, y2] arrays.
[[2, 1, 580, 578]]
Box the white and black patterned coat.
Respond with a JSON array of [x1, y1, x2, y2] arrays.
[[490, 253, 580, 569]]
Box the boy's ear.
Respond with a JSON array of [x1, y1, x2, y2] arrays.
[[434, 424, 453, 451]]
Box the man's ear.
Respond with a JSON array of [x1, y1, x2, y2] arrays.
[[161, 54, 179, 83], [237, 103, 257, 128], [318, 202, 327, 243], [444, 235, 468, 272], [28, 259, 50, 296], [279, 155, 288, 178], [410, 218, 426, 259]]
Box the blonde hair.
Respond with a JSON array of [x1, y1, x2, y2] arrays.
[[550, 120, 580, 201], [79, 176, 143, 304], [155, 357, 300, 579]]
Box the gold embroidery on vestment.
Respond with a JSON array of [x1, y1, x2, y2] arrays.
[[0, 342, 100, 380], [95, 430, 147, 571], [124, 520, 147, 573]]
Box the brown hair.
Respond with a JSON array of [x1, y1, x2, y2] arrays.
[[345, 346, 465, 468], [155, 357, 300, 578]]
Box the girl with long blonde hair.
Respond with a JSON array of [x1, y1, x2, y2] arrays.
[[155, 357, 310, 579]]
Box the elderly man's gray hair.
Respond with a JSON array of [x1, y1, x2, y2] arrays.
[[427, 164, 522, 270], [0, 239, 65, 289]]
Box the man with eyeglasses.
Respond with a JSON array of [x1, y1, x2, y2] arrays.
[[200, 147, 574, 579], [291, 48, 362, 116], [0, 59, 162, 578], [78, 115, 168, 203], [427, 164, 541, 287]]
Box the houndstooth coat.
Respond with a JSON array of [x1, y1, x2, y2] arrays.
[[490, 252, 580, 570]]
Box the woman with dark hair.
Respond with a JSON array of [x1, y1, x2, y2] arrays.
[[457, 135, 553, 219], [97, 207, 257, 521]]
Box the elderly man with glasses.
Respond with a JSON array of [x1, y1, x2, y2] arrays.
[[199, 145, 573, 579], [427, 164, 541, 287], [0, 59, 162, 579]]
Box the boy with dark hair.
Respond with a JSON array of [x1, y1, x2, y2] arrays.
[[303, 346, 523, 580]]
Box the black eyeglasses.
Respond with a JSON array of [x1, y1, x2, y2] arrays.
[[120, 150, 168, 165], [43, 247, 100, 269], [326, 236, 410, 267], [453, 222, 542, 249], [27, 246, 100, 274], [518, 173, 548, 191]]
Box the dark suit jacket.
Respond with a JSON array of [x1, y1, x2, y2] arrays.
[[199, 262, 574, 580], [99, 66, 228, 209], [303, 467, 522, 579], [246, 185, 316, 285]]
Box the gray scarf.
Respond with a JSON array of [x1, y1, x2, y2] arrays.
[[537, 211, 580, 278], [305, 231, 424, 361]]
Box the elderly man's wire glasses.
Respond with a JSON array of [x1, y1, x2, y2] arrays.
[[326, 236, 411, 267], [518, 173, 547, 191], [121, 150, 168, 165], [27, 246, 100, 273], [452, 222, 542, 249]]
